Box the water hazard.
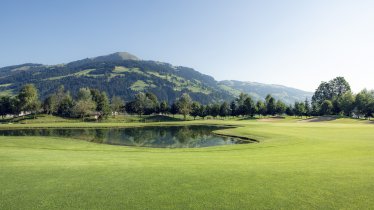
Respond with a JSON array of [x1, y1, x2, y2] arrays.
[[0, 125, 253, 148]]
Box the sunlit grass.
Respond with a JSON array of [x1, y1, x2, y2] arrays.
[[0, 118, 373, 209]]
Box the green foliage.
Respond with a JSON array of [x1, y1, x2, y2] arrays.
[[159, 101, 169, 115], [294, 101, 306, 117], [177, 93, 192, 120], [17, 84, 40, 116], [219, 102, 230, 118], [43, 95, 58, 115], [320, 100, 333, 115], [355, 89, 374, 118], [243, 96, 256, 117], [256, 101, 266, 116], [338, 91, 355, 116], [312, 77, 351, 112], [190, 102, 201, 120], [111, 96, 124, 115], [209, 104, 220, 118], [170, 102, 179, 117], [0, 96, 13, 118], [275, 100, 286, 116], [73, 88, 96, 120], [265, 94, 276, 115]]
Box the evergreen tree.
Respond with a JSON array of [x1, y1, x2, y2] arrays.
[[243, 97, 256, 117], [0, 96, 12, 118], [265, 94, 276, 115], [210, 104, 220, 118], [219, 102, 230, 118], [170, 102, 179, 118], [230, 100, 237, 117]]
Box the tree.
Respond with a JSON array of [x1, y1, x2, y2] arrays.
[[96, 92, 111, 120], [236, 93, 249, 116], [304, 98, 311, 117], [355, 89, 374, 118], [275, 100, 286, 116], [17, 84, 40, 118], [243, 97, 256, 117], [338, 91, 355, 117], [210, 104, 220, 118], [219, 102, 230, 118], [285, 105, 294, 116], [265, 95, 276, 116], [145, 92, 159, 115], [0, 96, 12, 118], [230, 100, 237, 117], [43, 95, 58, 115], [73, 88, 96, 120], [159, 101, 169, 115], [190, 102, 201, 120], [312, 77, 351, 114], [77, 88, 93, 101], [170, 102, 179, 118], [176, 93, 192, 120], [256, 101, 266, 117], [133, 92, 148, 116], [72, 99, 96, 120], [198, 105, 208, 119], [111, 96, 124, 117], [320, 100, 333, 115], [330, 77, 351, 97], [57, 91, 73, 117], [294, 102, 306, 117], [55, 85, 66, 106]]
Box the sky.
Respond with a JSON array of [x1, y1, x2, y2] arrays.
[[1, 0, 374, 92]]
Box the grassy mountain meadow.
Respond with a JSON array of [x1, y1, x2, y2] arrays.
[[0, 52, 311, 104]]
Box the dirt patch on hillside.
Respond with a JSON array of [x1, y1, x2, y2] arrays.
[[298, 116, 336, 123]]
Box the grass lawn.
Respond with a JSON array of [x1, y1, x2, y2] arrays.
[[0, 117, 373, 209]]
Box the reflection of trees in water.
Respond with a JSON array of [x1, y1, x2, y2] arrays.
[[0, 126, 246, 148]]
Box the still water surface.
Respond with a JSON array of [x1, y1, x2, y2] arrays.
[[0, 125, 252, 148]]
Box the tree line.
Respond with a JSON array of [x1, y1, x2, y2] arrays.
[[0, 76, 373, 121], [311, 77, 374, 118]]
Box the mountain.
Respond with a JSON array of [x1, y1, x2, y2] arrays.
[[0, 52, 311, 104], [219, 80, 313, 104], [0, 52, 233, 104]]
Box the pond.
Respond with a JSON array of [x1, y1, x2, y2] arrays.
[[0, 125, 253, 148]]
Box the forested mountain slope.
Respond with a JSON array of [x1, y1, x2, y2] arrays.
[[219, 80, 312, 104], [0, 52, 311, 104]]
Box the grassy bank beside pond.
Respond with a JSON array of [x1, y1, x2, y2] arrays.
[[0, 118, 374, 209]]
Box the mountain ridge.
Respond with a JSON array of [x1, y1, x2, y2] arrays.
[[0, 52, 312, 104]]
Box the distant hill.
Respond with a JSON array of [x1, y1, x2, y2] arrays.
[[0, 52, 311, 104], [219, 80, 313, 104]]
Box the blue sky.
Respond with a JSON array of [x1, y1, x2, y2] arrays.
[[1, 0, 373, 92]]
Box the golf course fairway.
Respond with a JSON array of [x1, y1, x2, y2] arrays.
[[1, 118, 373, 209]]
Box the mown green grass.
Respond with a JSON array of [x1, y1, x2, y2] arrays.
[[0, 118, 373, 209]]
